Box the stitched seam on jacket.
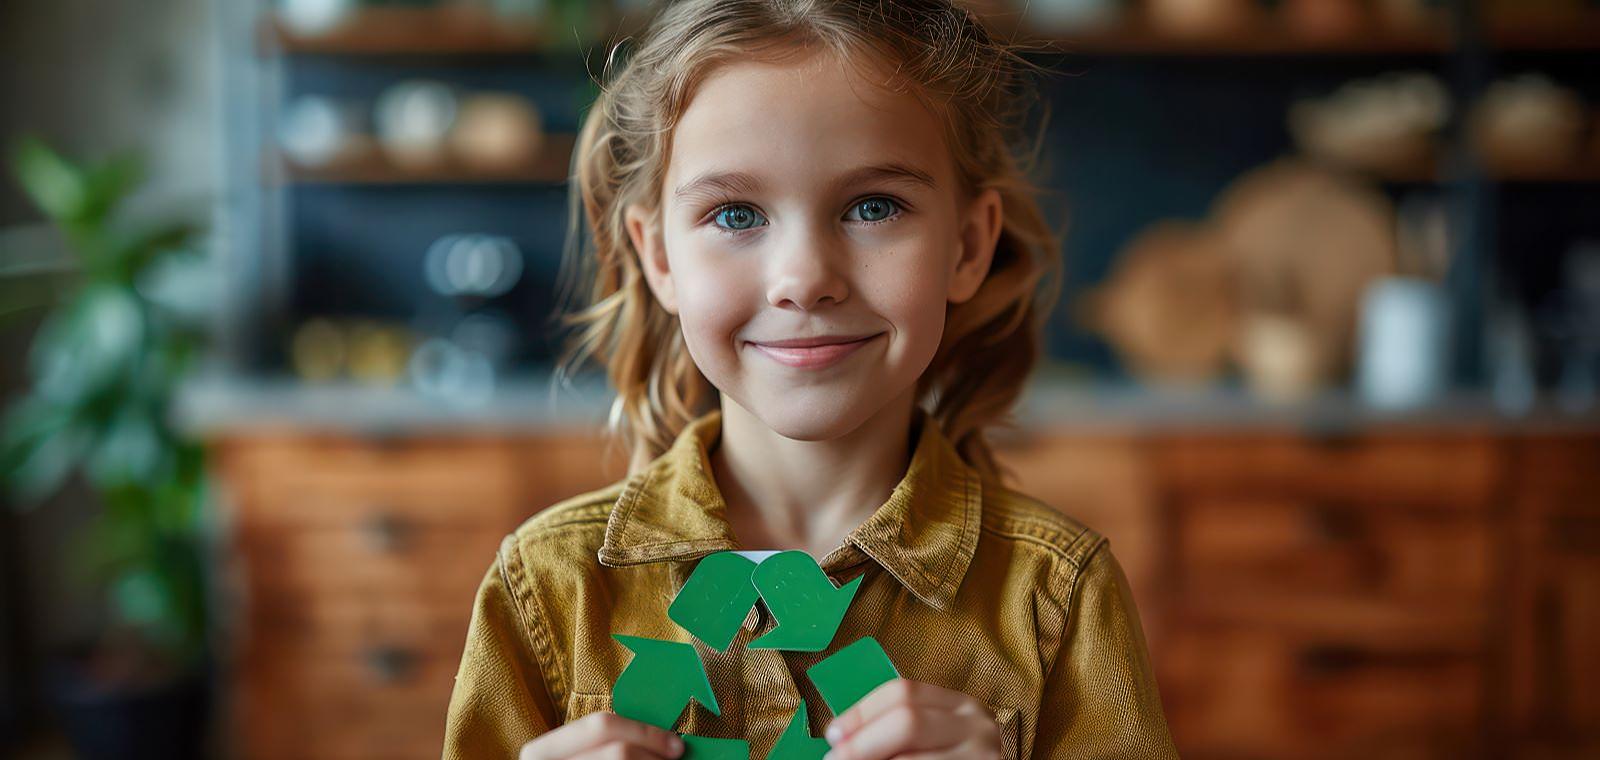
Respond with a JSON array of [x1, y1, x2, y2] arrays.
[[599, 468, 654, 559], [979, 519, 1099, 569], [1060, 526, 1105, 568], [532, 516, 612, 533], [863, 519, 941, 587], [940, 465, 979, 597], [500, 538, 570, 717], [856, 459, 978, 601], [1035, 545, 1085, 716], [520, 496, 616, 531], [980, 526, 1087, 564], [981, 505, 1085, 551]]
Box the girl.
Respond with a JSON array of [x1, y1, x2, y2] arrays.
[[444, 0, 1177, 758]]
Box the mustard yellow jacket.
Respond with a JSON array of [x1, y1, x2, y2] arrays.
[[443, 408, 1178, 759]]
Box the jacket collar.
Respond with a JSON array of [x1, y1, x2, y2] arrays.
[[596, 406, 982, 611]]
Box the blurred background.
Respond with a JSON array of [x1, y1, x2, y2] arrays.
[[2, 0, 1598, 758]]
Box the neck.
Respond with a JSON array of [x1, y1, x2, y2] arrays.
[[710, 389, 919, 558]]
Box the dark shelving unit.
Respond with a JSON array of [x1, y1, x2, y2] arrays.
[[217, 0, 1600, 397]]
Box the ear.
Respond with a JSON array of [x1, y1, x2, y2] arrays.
[[624, 202, 678, 315], [948, 186, 1002, 304]]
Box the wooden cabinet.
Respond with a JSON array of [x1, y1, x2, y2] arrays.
[[1149, 432, 1504, 759], [213, 425, 1598, 759], [1506, 435, 1600, 758], [1000, 428, 1600, 759], [213, 431, 624, 760]]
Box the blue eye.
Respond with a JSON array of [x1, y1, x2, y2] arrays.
[[848, 197, 900, 223], [713, 204, 765, 231]]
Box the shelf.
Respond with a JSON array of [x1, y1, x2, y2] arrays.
[[1042, 22, 1452, 57], [262, 6, 545, 56], [273, 133, 576, 185], [1489, 161, 1600, 184], [1366, 158, 1600, 186], [1486, 15, 1600, 53], [261, 6, 1600, 59], [1017, 15, 1600, 57]]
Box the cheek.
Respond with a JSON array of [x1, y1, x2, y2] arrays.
[[865, 245, 953, 350], [671, 258, 759, 366]]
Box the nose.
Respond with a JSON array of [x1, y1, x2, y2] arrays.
[[765, 223, 849, 310]]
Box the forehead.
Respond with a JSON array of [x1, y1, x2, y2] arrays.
[[664, 46, 951, 200]]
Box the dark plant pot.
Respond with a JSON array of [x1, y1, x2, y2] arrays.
[[46, 657, 211, 760]]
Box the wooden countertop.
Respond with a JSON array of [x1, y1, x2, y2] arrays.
[[174, 368, 1600, 437]]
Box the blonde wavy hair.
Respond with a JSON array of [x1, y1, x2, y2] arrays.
[[552, 0, 1064, 483]]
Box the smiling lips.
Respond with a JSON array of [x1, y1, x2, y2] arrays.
[[748, 333, 881, 369]]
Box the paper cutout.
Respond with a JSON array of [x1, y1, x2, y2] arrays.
[[806, 636, 899, 717], [680, 734, 750, 760], [611, 634, 720, 730], [669, 551, 761, 652], [612, 551, 897, 758], [767, 699, 830, 760], [749, 551, 863, 652]]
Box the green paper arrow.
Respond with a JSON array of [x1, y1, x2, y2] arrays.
[[679, 734, 749, 760], [611, 634, 720, 730], [768, 699, 830, 760], [806, 636, 899, 717], [749, 551, 862, 651], [669, 552, 761, 652]]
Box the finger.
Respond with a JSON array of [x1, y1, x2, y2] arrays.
[[894, 743, 1000, 760], [523, 712, 683, 760], [823, 703, 973, 760], [825, 679, 967, 743], [575, 739, 678, 760]]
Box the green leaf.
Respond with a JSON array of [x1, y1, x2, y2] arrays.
[[0, 412, 92, 506], [106, 221, 198, 279], [29, 283, 144, 405], [81, 152, 144, 224], [85, 408, 164, 489], [11, 137, 92, 223], [112, 566, 174, 630]]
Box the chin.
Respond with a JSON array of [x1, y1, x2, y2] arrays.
[[732, 388, 886, 442]]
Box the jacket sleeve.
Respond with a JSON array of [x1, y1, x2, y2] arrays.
[[443, 545, 562, 759], [1031, 541, 1179, 759]]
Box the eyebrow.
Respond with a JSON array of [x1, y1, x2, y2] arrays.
[[671, 162, 938, 202]]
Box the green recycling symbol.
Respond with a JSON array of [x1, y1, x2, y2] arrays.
[[611, 550, 899, 760]]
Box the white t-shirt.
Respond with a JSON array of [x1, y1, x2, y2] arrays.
[[731, 550, 784, 563]]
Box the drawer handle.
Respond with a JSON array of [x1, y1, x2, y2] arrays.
[[1309, 504, 1357, 542], [1298, 645, 1363, 675], [361, 512, 412, 553], [364, 645, 418, 684]]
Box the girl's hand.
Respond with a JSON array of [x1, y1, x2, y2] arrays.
[[822, 679, 1002, 760], [519, 711, 685, 760]]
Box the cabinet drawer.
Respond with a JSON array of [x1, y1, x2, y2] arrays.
[[235, 524, 500, 651], [244, 524, 502, 597], [220, 436, 527, 530], [245, 580, 479, 653], [237, 645, 458, 760], [1176, 497, 1492, 602], [1162, 626, 1485, 758], [1511, 435, 1600, 512], [1157, 434, 1500, 510]]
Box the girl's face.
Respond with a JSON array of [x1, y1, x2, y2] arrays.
[[625, 47, 1002, 440]]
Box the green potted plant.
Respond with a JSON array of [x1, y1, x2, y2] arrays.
[[1, 137, 212, 759]]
